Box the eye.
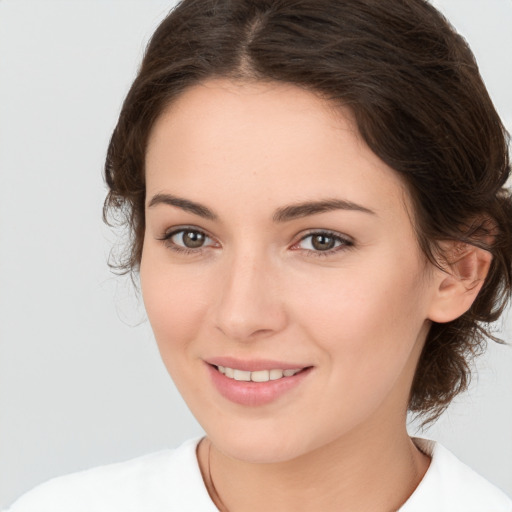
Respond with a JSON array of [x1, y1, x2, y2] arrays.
[[173, 230, 208, 248], [158, 227, 218, 253], [293, 231, 353, 255]]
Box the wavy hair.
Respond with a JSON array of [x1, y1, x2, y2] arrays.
[[104, 0, 512, 424]]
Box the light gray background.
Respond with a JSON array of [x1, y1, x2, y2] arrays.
[[0, 0, 511, 508]]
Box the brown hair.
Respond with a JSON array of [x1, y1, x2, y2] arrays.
[[104, 0, 512, 424]]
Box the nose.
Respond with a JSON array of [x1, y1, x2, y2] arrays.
[[213, 250, 288, 342]]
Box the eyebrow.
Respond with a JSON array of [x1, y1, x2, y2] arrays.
[[148, 193, 375, 222], [273, 198, 375, 222], [148, 193, 217, 220]]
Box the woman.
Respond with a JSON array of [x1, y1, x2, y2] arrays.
[[6, 0, 512, 510]]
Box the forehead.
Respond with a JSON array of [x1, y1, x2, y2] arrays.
[[145, 78, 412, 221]]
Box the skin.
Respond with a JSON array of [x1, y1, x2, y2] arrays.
[[140, 78, 490, 511]]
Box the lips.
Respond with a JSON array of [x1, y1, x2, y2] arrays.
[[217, 365, 302, 382], [205, 358, 313, 406], [206, 356, 308, 372]]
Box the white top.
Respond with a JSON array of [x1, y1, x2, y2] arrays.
[[5, 437, 512, 512]]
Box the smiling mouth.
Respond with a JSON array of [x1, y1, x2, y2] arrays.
[[213, 365, 308, 382]]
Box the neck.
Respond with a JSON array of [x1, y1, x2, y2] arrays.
[[198, 420, 430, 512]]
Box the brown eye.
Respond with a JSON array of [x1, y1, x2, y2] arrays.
[[170, 229, 207, 249], [311, 234, 336, 251], [166, 229, 212, 250], [180, 230, 206, 248], [295, 231, 353, 254]]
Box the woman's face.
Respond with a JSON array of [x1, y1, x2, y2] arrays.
[[141, 79, 439, 463]]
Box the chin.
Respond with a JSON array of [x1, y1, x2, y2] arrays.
[[205, 420, 326, 464], [216, 437, 304, 464]]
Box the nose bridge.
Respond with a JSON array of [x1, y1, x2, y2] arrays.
[[214, 243, 286, 341]]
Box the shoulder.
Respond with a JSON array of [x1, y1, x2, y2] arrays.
[[400, 438, 512, 512], [4, 437, 217, 512]]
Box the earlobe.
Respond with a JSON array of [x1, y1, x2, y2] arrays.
[[427, 243, 493, 323]]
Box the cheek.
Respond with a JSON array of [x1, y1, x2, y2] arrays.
[[292, 259, 427, 375], [289, 265, 428, 431], [140, 253, 210, 359]]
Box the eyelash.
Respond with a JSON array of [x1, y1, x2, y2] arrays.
[[292, 230, 354, 258], [157, 227, 217, 255], [157, 227, 354, 257]]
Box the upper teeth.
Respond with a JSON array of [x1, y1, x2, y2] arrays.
[[217, 366, 302, 382]]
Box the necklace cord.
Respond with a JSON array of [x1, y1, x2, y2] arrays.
[[208, 439, 229, 512]]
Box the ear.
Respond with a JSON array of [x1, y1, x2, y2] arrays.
[[427, 242, 493, 323]]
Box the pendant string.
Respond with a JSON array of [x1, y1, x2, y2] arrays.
[[208, 439, 229, 512]]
